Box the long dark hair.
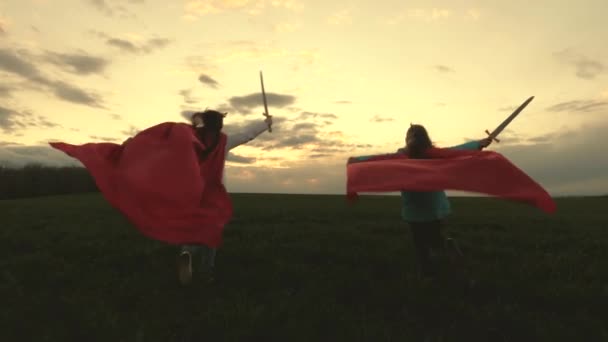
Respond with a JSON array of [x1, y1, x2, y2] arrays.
[[404, 124, 433, 159], [192, 110, 224, 160]]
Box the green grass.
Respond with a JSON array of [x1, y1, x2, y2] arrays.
[[1, 193, 607, 341]]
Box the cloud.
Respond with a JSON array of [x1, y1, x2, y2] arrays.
[[89, 135, 121, 142], [42, 51, 110, 75], [200, 40, 320, 70], [388, 8, 452, 24], [464, 128, 525, 146], [0, 141, 23, 147], [0, 48, 104, 107], [52, 81, 104, 106], [334, 100, 352, 104], [370, 115, 394, 123], [499, 105, 517, 112], [228, 92, 296, 114], [434, 65, 454, 73], [226, 152, 256, 164], [0, 84, 15, 98], [224, 160, 345, 194], [327, 9, 353, 25], [297, 112, 338, 120], [105, 37, 171, 54], [0, 105, 61, 134], [199, 74, 219, 88], [183, 0, 303, 19], [224, 115, 368, 157], [121, 125, 141, 137], [87, 0, 145, 18], [0, 48, 44, 81], [179, 89, 200, 105], [554, 48, 605, 80], [0, 145, 82, 168], [546, 99, 608, 113]]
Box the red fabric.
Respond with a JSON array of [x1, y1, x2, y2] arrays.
[[347, 147, 557, 213], [50, 122, 233, 247]]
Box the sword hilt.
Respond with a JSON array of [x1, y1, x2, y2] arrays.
[[264, 112, 272, 133], [485, 129, 500, 143]]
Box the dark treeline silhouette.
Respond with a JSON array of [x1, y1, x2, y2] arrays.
[[0, 164, 98, 200]]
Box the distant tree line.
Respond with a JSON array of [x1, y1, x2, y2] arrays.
[[0, 164, 99, 200]]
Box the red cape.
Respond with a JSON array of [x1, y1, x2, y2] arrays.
[[50, 122, 233, 247], [347, 147, 556, 213]]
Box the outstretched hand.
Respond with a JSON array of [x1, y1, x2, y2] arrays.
[[479, 137, 493, 149], [264, 114, 273, 127]]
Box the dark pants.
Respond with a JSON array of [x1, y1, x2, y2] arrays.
[[408, 220, 445, 276]]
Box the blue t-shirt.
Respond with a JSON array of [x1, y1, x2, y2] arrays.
[[400, 141, 481, 222]]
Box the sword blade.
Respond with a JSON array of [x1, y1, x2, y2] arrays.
[[260, 71, 270, 116], [259, 70, 272, 132], [488, 96, 534, 140]]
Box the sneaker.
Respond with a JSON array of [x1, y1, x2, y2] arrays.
[[177, 251, 193, 285]]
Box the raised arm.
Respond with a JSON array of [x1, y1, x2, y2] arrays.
[[226, 120, 269, 151], [448, 138, 492, 151]]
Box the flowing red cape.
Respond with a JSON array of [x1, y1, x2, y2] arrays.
[[50, 122, 233, 247], [346, 147, 556, 213]]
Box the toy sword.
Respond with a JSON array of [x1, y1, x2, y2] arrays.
[[485, 96, 534, 143], [259, 70, 272, 133]]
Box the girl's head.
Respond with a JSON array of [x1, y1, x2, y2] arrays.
[[191, 109, 226, 160], [405, 124, 433, 158], [191, 110, 226, 131]]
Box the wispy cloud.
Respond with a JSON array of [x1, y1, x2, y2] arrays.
[[546, 99, 608, 113], [183, 0, 303, 19], [199, 74, 219, 88], [0, 48, 104, 107], [87, 0, 145, 18], [297, 112, 338, 120], [121, 125, 141, 137], [179, 89, 200, 105], [0, 105, 61, 134], [223, 114, 370, 159], [434, 64, 454, 73], [370, 115, 394, 123], [106, 37, 171, 54], [89, 135, 120, 142], [554, 48, 605, 80], [0, 84, 15, 98], [388, 8, 451, 24], [184, 41, 320, 73], [498, 105, 516, 112], [226, 152, 256, 164], [42, 51, 110, 75], [228, 92, 296, 114]]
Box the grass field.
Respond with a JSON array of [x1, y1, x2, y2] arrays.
[[1, 193, 607, 341]]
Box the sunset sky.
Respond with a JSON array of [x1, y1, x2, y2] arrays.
[[1, 0, 607, 195]]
